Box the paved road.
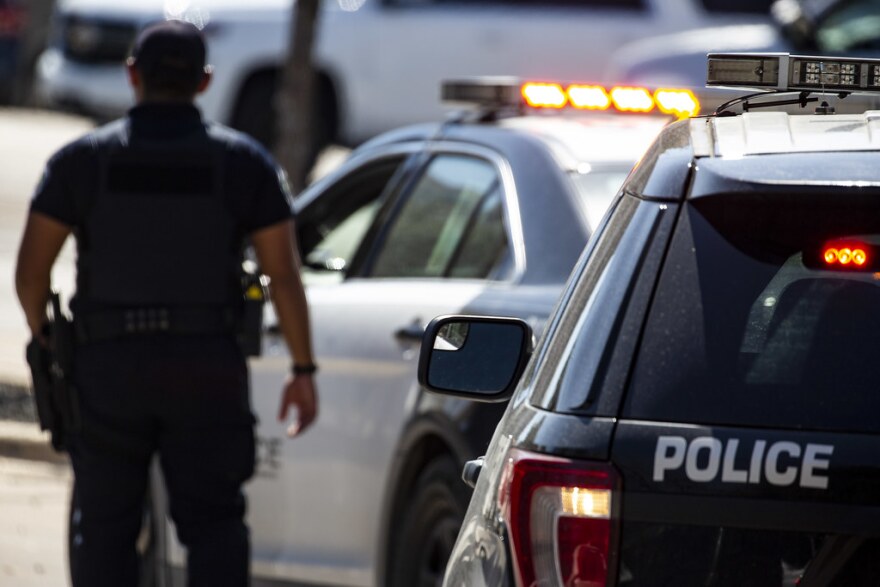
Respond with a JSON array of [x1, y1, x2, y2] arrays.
[[0, 109, 86, 586], [0, 108, 93, 386], [0, 454, 71, 587]]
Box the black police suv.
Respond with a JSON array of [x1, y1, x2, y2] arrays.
[[420, 53, 880, 586]]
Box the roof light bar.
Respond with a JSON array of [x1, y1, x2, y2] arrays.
[[707, 53, 880, 93], [442, 79, 699, 118]]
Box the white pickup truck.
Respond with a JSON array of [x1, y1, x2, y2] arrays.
[[36, 0, 772, 153]]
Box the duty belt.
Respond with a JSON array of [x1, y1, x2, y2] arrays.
[[75, 306, 237, 343]]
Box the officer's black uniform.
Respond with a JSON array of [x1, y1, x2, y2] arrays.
[[30, 80, 293, 587]]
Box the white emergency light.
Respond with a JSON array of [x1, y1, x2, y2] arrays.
[[707, 53, 880, 93]]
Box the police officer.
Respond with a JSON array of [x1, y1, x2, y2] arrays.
[[14, 20, 317, 587]]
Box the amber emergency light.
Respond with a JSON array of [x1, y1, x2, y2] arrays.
[[442, 78, 700, 119]]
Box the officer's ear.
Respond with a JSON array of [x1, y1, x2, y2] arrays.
[[125, 58, 147, 102], [126, 58, 142, 92], [197, 66, 213, 95]]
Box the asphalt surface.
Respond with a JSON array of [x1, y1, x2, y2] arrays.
[[0, 108, 85, 587], [0, 454, 71, 587]]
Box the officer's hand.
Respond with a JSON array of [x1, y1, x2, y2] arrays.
[[278, 374, 318, 438]]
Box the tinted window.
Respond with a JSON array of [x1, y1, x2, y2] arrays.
[[624, 191, 880, 432], [370, 155, 508, 279]]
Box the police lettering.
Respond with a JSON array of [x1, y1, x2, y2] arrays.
[[653, 436, 834, 489]]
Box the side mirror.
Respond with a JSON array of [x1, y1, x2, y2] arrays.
[[417, 315, 533, 403]]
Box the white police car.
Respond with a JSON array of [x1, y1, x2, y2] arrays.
[[420, 54, 880, 586], [36, 0, 765, 155], [141, 79, 697, 586]]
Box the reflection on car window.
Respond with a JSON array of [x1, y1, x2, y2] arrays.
[[816, 0, 880, 52], [298, 155, 406, 284], [624, 192, 880, 432], [305, 200, 381, 273], [571, 169, 630, 230], [371, 154, 508, 279]]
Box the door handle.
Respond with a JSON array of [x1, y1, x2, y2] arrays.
[[394, 322, 425, 342]]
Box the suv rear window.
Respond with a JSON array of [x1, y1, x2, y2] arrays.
[[623, 190, 880, 432]]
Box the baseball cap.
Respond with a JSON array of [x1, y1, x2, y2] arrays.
[[130, 20, 207, 89]]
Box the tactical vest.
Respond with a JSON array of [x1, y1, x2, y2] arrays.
[[74, 121, 242, 338]]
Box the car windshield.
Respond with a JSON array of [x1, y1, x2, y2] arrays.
[[623, 188, 880, 432], [570, 168, 630, 230]]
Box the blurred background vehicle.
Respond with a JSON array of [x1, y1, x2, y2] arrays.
[[609, 0, 880, 90], [34, 0, 772, 158], [146, 79, 693, 587], [0, 0, 25, 104]]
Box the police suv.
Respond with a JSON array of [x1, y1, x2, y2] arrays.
[[147, 80, 696, 586], [420, 53, 880, 586]]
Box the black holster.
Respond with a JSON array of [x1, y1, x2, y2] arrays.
[[25, 292, 81, 452], [238, 263, 266, 357]]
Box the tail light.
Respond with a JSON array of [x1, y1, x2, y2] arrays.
[[499, 448, 619, 587]]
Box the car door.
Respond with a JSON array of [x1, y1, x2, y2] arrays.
[[245, 146, 520, 585]]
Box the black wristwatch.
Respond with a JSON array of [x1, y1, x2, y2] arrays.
[[291, 362, 318, 375]]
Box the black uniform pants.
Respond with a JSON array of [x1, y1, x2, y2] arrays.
[[67, 335, 256, 587]]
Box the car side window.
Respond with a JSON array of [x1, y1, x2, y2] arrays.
[[530, 195, 671, 415], [369, 154, 509, 280], [297, 155, 408, 284]]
